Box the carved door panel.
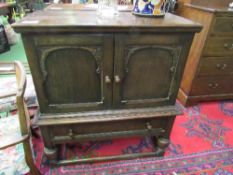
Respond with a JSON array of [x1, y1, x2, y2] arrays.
[[31, 34, 113, 113], [113, 34, 183, 108]]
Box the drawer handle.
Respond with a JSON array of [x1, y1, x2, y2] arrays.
[[104, 75, 111, 84], [224, 43, 233, 50], [146, 122, 152, 130], [114, 75, 121, 83], [216, 63, 227, 70], [208, 83, 219, 89], [69, 129, 75, 139], [121, 100, 128, 104]]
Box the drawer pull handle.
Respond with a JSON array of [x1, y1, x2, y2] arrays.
[[224, 43, 233, 50], [208, 83, 219, 89], [104, 75, 111, 84], [69, 129, 75, 139], [146, 122, 152, 130], [121, 100, 128, 104], [114, 75, 121, 83], [216, 63, 227, 70]]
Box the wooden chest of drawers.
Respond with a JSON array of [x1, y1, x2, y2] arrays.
[[177, 2, 233, 106], [13, 4, 200, 164]]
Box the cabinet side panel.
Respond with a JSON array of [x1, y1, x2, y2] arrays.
[[178, 6, 213, 94], [21, 34, 48, 112]]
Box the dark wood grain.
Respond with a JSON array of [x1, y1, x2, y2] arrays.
[[113, 33, 194, 109], [12, 4, 200, 163], [189, 0, 232, 8], [12, 6, 201, 33], [191, 76, 233, 95], [197, 57, 233, 76], [204, 37, 233, 56], [177, 1, 233, 106], [211, 16, 233, 35], [178, 4, 213, 95]]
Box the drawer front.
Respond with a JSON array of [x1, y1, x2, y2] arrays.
[[50, 118, 171, 143], [191, 76, 233, 95], [198, 57, 233, 76], [204, 37, 233, 56], [211, 17, 233, 34]]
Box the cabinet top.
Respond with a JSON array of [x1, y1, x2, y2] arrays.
[[183, 3, 233, 14], [13, 4, 202, 33]]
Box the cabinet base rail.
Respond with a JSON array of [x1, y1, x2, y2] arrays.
[[45, 132, 170, 165], [51, 150, 166, 166]]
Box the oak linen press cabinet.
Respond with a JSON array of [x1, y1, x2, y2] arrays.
[[12, 5, 201, 165]]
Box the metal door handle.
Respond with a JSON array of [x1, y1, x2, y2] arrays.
[[146, 122, 152, 130], [114, 75, 121, 83], [208, 83, 219, 89], [69, 129, 75, 139], [216, 63, 227, 70], [105, 75, 111, 84]]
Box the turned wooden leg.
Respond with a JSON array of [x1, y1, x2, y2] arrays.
[[40, 126, 58, 162], [151, 136, 170, 156], [157, 137, 170, 156], [44, 147, 58, 161]]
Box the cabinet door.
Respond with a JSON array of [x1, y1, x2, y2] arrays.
[[113, 34, 186, 108], [25, 34, 113, 113]]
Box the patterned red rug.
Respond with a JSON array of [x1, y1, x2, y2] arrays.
[[32, 100, 233, 175]]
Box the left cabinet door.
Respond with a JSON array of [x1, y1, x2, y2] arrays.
[[23, 34, 114, 113]]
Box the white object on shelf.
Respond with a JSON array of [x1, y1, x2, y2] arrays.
[[229, 2, 233, 8]]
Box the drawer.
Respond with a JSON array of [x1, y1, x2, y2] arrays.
[[211, 17, 233, 34], [197, 57, 233, 76], [50, 118, 171, 143], [204, 37, 233, 56], [191, 76, 233, 95]]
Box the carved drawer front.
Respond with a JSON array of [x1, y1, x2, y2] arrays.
[[197, 57, 233, 76], [204, 37, 233, 56], [211, 16, 233, 34], [31, 34, 114, 113], [50, 118, 169, 143], [191, 76, 233, 95]]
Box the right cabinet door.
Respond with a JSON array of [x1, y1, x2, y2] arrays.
[[113, 34, 187, 108]]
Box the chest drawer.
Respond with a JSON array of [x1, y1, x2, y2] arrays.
[[204, 37, 233, 56], [211, 17, 233, 34], [49, 117, 170, 143], [197, 57, 233, 76], [191, 76, 233, 95]]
